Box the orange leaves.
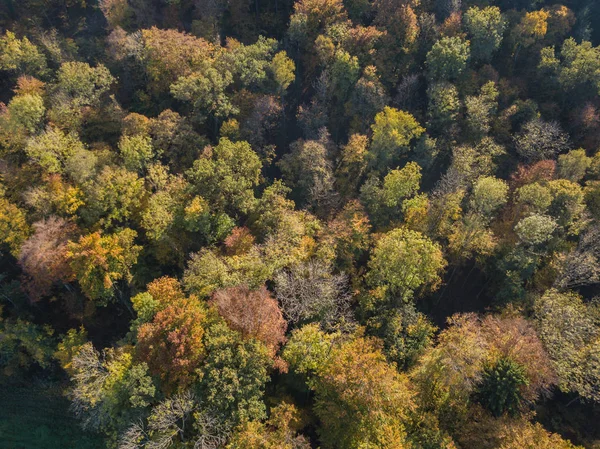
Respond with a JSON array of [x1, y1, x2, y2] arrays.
[[211, 285, 287, 358]]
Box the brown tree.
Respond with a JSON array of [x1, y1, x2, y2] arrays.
[[18, 217, 77, 301], [136, 297, 208, 392], [210, 285, 287, 357]]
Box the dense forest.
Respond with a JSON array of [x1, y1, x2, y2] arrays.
[[1, 0, 600, 447]]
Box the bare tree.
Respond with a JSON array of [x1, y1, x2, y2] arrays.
[[274, 260, 352, 327], [555, 225, 600, 289]]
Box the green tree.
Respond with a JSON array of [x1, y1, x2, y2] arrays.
[[6, 93, 45, 133], [370, 107, 425, 172], [83, 166, 145, 227], [557, 148, 591, 182], [534, 289, 600, 402], [470, 176, 509, 218], [199, 321, 272, 426], [427, 82, 460, 136], [463, 7, 505, 63], [25, 127, 85, 174], [70, 343, 155, 433], [426, 36, 470, 81], [514, 214, 557, 246], [477, 357, 529, 417], [382, 162, 422, 207], [118, 133, 155, 173], [0, 31, 47, 76], [367, 227, 446, 301], [55, 61, 114, 107], [187, 138, 261, 215]]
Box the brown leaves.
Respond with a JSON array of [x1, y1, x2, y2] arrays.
[[211, 285, 287, 358], [18, 216, 77, 301]]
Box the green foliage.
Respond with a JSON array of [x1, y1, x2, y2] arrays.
[[470, 176, 509, 218], [198, 321, 271, 426], [535, 290, 600, 402], [7, 93, 45, 133], [0, 318, 55, 377], [118, 133, 155, 172], [187, 138, 261, 215], [463, 7, 505, 63], [426, 36, 470, 81], [477, 357, 529, 417], [370, 107, 425, 171], [25, 127, 85, 174], [0, 31, 47, 76], [83, 166, 145, 227], [382, 162, 422, 207], [56, 62, 114, 107], [367, 227, 446, 300], [514, 214, 557, 245]]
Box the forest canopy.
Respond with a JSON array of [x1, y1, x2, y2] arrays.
[[1, 0, 600, 447]]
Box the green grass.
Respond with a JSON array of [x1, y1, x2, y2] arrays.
[[0, 384, 105, 449]]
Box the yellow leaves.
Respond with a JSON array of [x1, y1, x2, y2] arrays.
[[516, 10, 549, 47], [271, 51, 296, 92], [0, 195, 29, 257]]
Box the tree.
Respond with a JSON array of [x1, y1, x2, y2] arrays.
[[346, 66, 388, 134], [18, 217, 77, 300], [426, 36, 470, 81], [83, 166, 145, 228], [311, 336, 415, 449], [0, 318, 54, 377], [187, 138, 261, 215], [270, 51, 295, 95], [534, 289, 600, 402], [118, 133, 155, 172], [70, 343, 156, 433], [66, 228, 141, 302], [555, 225, 600, 289], [137, 27, 214, 95], [0, 196, 30, 257], [0, 31, 47, 76], [514, 10, 549, 48], [470, 176, 509, 218], [464, 82, 499, 140], [335, 134, 368, 198], [227, 402, 310, 449], [557, 148, 591, 182], [25, 127, 85, 174], [367, 227, 446, 301], [136, 297, 208, 392], [515, 183, 552, 214], [498, 421, 582, 449], [548, 38, 600, 97], [514, 119, 570, 163], [427, 82, 460, 136], [477, 357, 529, 417], [382, 162, 422, 207], [6, 92, 45, 133], [55, 61, 114, 107], [367, 302, 436, 370], [170, 63, 237, 124], [199, 321, 272, 426], [370, 107, 425, 172], [274, 260, 350, 326], [463, 7, 505, 63], [210, 285, 287, 357], [514, 214, 557, 246], [278, 137, 336, 211]]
